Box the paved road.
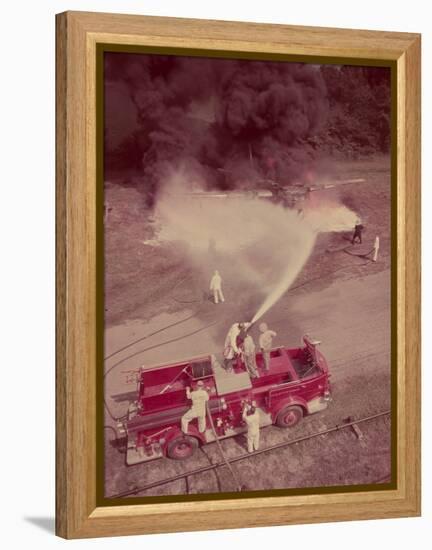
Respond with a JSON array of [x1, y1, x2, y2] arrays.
[[105, 269, 391, 418]]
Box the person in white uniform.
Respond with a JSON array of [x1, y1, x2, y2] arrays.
[[209, 270, 225, 304], [223, 322, 251, 370], [242, 404, 260, 452], [223, 322, 241, 370], [243, 333, 259, 378], [181, 380, 209, 433], [372, 235, 380, 262], [258, 322, 277, 372]]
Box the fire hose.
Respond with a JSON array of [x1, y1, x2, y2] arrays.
[[104, 319, 221, 421], [108, 410, 391, 498], [205, 402, 243, 492], [104, 311, 198, 360], [343, 246, 375, 259], [159, 366, 189, 394], [104, 251, 378, 422]]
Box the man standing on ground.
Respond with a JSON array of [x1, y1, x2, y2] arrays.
[[181, 380, 209, 434], [372, 235, 380, 262], [210, 270, 225, 304], [352, 220, 364, 244], [259, 322, 277, 372], [242, 403, 260, 453]]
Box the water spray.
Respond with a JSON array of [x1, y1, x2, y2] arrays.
[[153, 174, 358, 326], [250, 204, 358, 324]]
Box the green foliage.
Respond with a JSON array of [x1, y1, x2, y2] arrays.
[[319, 65, 391, 155]]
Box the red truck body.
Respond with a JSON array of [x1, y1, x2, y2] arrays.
[[121, 336, 331, 464]]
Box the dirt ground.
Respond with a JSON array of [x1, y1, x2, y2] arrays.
[[104, 154, 393, 498]]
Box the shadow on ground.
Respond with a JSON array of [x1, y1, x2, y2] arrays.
[[25, 517, 55, 534]]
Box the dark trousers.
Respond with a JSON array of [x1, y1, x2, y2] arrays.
[[352, 231, 362, 244]]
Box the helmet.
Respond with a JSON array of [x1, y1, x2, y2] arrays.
[[259, 322, 268, 332]]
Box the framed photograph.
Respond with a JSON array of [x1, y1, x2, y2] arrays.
[[56, 11, 421, 539]]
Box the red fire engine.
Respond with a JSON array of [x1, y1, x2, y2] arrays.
[[120, 336, 331, 464]]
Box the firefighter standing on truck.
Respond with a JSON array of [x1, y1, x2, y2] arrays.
[[223, 322, 250, 370], [243, 333, 259, 378], [242, 403, 260, 452], [259, 322, 277, 371], [181, 380, 209, 433]]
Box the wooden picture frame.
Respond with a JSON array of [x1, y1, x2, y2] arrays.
[[56, 10, 421, 539]]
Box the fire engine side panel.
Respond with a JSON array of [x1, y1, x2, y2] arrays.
[[264, 371, 330, 419], [124, 343, 331, 464]]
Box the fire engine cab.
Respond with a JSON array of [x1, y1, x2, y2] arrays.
[[120, 335, 331, 464]]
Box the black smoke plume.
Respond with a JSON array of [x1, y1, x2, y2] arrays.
[[104, 53, 389, 205]]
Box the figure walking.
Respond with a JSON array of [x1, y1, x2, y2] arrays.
[[210, 270, 225, 304]]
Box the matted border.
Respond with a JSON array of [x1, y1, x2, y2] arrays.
[[56, 11, 420, 538]]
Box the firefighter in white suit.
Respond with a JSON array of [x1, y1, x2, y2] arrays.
[[242, 404, 260, 453], [181, 380, 209, 433], [372, 235, 380, 262], [210, 270, 225, 304]]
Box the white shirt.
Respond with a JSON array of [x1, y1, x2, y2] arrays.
[[243, 409, 260, 435], [210, 273, 222, 290], [259, 330, 277, 351], [188, 388, 209, 416], [225, 323, 241, 354]]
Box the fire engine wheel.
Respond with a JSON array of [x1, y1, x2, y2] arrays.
[[276, 405, 303, 428], [166, 435, 199, 460]]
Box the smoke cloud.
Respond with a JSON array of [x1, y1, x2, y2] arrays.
[[104, 52, 389, 325], [105, 54, 329, 204], [152, 170, 357, 320]]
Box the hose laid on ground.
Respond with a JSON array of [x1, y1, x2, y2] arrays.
[[104, 398, 127, 423], [104, 425, 126, 454], [343, 246, 375, 259], [104, 311, 199, 360], [108, 410, 391, 497], [103, 320, 220, 421], [105, 320, 221, 378], [205, 402, 243, 492], [199, 447, 222, 492], [172, 275, 206, 304]]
